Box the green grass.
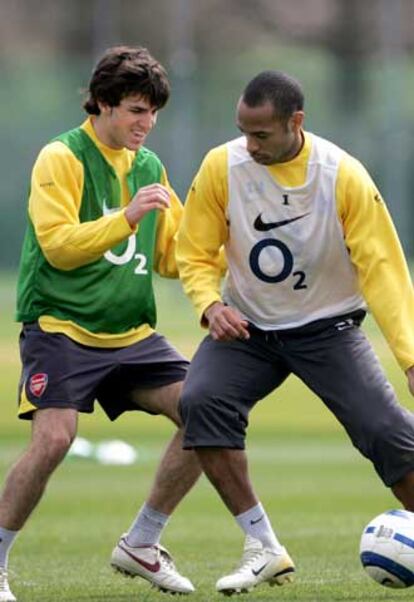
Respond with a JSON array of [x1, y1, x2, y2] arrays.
[[1, 274, 414, 601]]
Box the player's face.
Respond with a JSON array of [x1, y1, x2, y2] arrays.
[[236, 99, 304, 165], [95, 94, 158, 150]]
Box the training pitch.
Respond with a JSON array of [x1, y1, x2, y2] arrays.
[[0, 275, 413, 601]]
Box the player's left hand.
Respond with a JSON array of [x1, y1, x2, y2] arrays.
[[406, 365, 414, 396], [204, 301, 250, 342]]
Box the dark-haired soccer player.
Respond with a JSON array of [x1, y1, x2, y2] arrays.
[[0, 46, 201, 601], [177, 70, 414, 595]]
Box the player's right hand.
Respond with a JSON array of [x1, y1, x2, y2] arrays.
[[204, 302, 250, 341], [125, 183, 170, 227]]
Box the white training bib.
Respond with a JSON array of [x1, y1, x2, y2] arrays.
[[223, 133, 365, 329]]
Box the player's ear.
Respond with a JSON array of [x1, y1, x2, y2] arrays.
[[97, 100, 112, 115], [291, 111, 304, 132]]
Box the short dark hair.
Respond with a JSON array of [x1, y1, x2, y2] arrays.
[[83, 45, 170, 115], [242, 70, 304, 122]]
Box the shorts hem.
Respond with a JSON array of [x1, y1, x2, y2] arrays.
[[18, 403, 94, 421], [385, 465, 414, 488], [182, 439, 245, 450], [133, 373, 187, 389]]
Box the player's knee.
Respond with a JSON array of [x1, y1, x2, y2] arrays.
[[180, 385, 246, 437], [179, 384, 207, 424], [353, 415, 409, 482], [162, 403, 182, 427], [362, 409, 411, 454], [156, 383, 184, 426], [32, 429, 75, 463]]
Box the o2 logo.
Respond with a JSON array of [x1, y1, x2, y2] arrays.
[[249, 238, 307, 289], [102, 201, 148, 275], [104, 239, 148, 275]]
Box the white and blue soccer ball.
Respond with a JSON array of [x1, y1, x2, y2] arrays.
[[360, 509, 414, 588]]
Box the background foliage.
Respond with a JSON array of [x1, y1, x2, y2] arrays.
[[1, 0, 414, 268]]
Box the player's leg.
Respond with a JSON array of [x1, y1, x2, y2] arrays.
[[2, 323, 116, 532], [1, 321, 132, 601], [285, 315, 414, 508], [0, 323, 102, 602], [180, 332, 295, 594], [0, 408, 78, 530], [0, 408, 78, 602], [106, 335, 197, 593], [131, 382, 201, 516]]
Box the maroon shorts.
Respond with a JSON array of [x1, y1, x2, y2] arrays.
[[18, 322, 188, 421]]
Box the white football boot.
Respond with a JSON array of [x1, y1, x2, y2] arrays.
[[216, 535, 295, 595], [0, 568, 16, 602], [111, 535, 195, 594]]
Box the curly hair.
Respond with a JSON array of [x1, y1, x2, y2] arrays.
[[83, 46, 170, 115]]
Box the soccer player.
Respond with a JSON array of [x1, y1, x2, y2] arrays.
[[177, 70, 414, 595], [0, 46, 201, 602]]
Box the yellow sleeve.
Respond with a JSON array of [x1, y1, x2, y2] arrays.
[[176, 145, 229, 323], [337, 154, 414, 371], [29, 141, 134, 271], [153, 168, 183, 278]]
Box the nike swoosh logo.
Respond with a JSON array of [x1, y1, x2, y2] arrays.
[[118, 543, 161, 573], [250, 514, 265, 525], [252, 561, 269, 576], [254, 212, 310, 231]]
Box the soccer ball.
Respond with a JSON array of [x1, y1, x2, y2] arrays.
[[360, 509, 414, 588]]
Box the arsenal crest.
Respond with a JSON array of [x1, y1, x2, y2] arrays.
[[29, 373, 48, 397]]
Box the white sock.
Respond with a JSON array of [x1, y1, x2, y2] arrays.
[[235, 502, 284, 553], [125, 503, 169, 547], [0, 527, 19, 568]]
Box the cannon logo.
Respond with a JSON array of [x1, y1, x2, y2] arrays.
[[29, 373, 48, 397]]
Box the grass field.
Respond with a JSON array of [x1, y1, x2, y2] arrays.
[[1, 273, 414, 601]]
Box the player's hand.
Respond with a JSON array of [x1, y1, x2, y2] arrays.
[[406, 365, 414, 397], [125, 184, 170, 227], [204, 302, 250, 341]]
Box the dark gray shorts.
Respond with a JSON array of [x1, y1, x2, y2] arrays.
[[179, 311, 414, 487], [18, 322, 189, 421]]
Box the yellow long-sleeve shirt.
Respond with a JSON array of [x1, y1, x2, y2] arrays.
[[177, 131, 414, 371], [30, 118, 183, 347]]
